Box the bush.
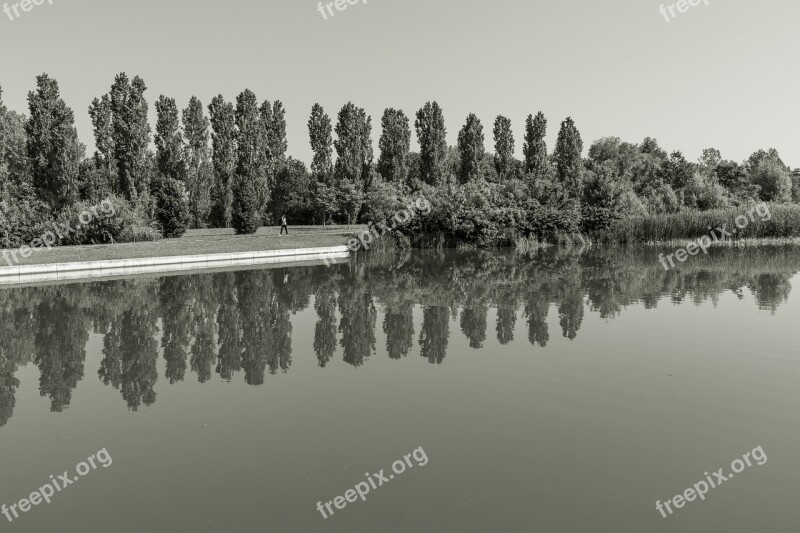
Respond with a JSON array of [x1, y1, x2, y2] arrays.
[[152, 177, 190, 238], [0, 197, 52, 249], [53, 195, 161, 245], [680, 173, 729, 210]]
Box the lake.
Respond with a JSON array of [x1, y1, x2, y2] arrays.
[[1, 245, 799, 532]]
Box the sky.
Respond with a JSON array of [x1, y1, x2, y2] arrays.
[[0, 0, 798, 168]]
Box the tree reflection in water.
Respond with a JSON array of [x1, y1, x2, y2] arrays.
[[0, 245, 798, 422]]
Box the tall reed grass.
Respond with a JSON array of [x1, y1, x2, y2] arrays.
[[601, 204, 800, 243]]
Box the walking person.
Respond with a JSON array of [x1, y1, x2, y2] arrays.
[[280, 214, 289, 236]]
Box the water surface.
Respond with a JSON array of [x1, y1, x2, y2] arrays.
[[1, 246, 799, 532]]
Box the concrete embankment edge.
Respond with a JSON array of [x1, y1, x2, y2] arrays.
[[0, 245, 350, 285]]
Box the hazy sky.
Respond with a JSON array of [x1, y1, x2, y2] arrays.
[[1, 0, 798, 167]]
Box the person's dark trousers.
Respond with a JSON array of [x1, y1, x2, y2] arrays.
[[280, 225, 288, 235]]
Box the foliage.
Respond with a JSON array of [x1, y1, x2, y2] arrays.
[[110, 73, 152, 204], [581, 162, 627, 233], [523, 111, 548, 180], [271, 158, 313, 223], [182, 96, 212, 227], [457, 114, 485, 184], [308, 103, 334, 183], [492, 115, 515, 180], [154, 95, 185, 181], [377, 108, 411, 183], [750, 154, 792, 203], [554, 117, 583, 199], [415, 101, 448, 186], [232, 89, 268, 234], [26, 74, 85, 210], [151, 177, 190, 238], [334, 102, 372, 190], [208, 95, 237, 228]]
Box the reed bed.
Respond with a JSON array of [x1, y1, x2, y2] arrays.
[[601, 204, 800, 244]]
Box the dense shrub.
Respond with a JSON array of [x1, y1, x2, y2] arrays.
[[0, 197, 51, 248], [152, 177, 190, 238], [54, 195, 161, 245], [751, 159, 792, 203]]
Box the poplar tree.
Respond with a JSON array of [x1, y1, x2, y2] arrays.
[[154, 96, 184, 181], [308, 103, 335, 225], [232, 89, 267, 234], [457, 113, 485, 184], [493, 115, 515, 180], [308, 103, 333, 182], [334, 102, 372, 224], [415, 101, 448, 185], [110, 74, 151, 203], [182, 96, 212, 227], [88, 94, 116, 191], [208, 95, 237, 227], [334, 102, 372, 187], [260, 100, 288, 210], [523, 111, 549, 181], [554, 116, 584, 198], [25, 74, 85, 209], [0, 86, 8, 198], [266, 100, 287, 168], [377, 108, 411, 183]]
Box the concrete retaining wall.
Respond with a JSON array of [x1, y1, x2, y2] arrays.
[[0, 246, 350, 286]]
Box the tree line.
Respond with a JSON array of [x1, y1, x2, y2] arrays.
[[1, 73, 799, 248]]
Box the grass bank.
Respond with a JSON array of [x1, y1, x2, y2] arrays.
[[1, 225, 361, 267]]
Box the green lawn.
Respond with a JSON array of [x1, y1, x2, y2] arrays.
[[1, 225, 364, 267]]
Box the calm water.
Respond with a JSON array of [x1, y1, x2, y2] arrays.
[[1, 246, 799, 532]]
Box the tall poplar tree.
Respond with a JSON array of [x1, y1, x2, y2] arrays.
[[0, 86, 9, 199], [110, 74, 151, 203], [334, 102, 372, 187], [25, 74, 85, 210], [232, 89, 267, 234], [308, 104, 335, 225], [88, 94, 116, 191], [308, 103, 333, 183], [334, 102, 372, 225], [493, 115, 515, 180], [523, 111, 548, 180], [154, 96, 184, 181], [377, 108, 411, 183], [208, 95, 237, 227], [266, 100, 287, 168], [554, 116, 584, 198], [260, 100, 288, 210], [457, 114, 485, 184], [182, 96, 212, 227], [415, 101, 448, 185]]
